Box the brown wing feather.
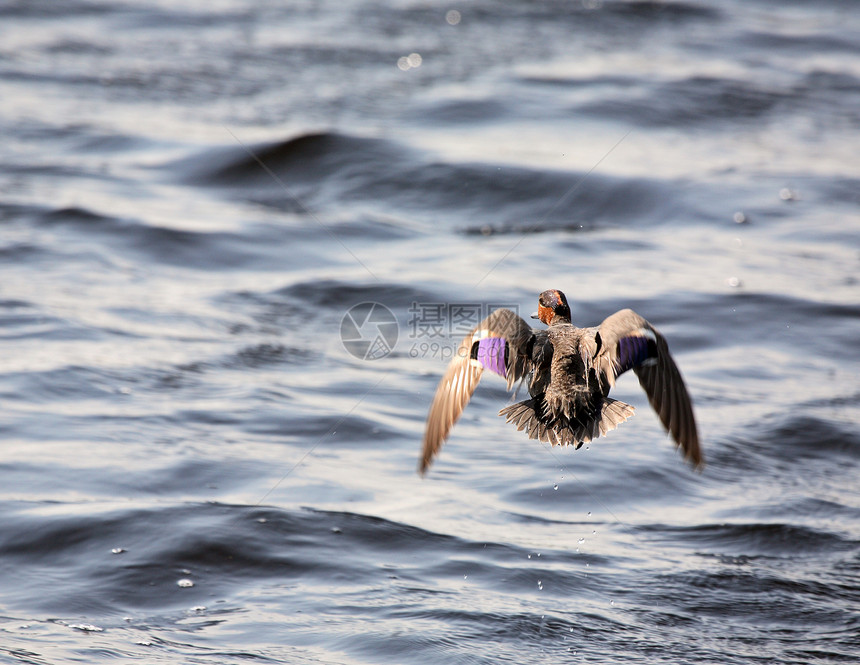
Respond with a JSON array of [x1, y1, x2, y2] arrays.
[[420, 341, 483, 474], [597, 309, 703, 469], [419, 308, 534, 475]]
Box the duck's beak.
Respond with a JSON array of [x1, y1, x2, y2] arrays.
[[530, 311, 540, 320]]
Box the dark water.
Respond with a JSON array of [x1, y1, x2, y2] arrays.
[[1, 1, 859, 663]]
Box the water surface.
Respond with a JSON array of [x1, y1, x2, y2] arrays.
[[0, 1, 858, 663]]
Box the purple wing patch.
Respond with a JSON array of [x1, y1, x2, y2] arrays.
[[474, 336, 507, 378], [617, 335, 652, 375]]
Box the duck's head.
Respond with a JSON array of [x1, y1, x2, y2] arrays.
[[532, 289, 571, 325]]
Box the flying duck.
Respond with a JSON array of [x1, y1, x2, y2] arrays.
[[420, 289, 702, 474]]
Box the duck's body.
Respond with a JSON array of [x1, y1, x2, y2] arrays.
[[419, 289, 702, 474], [500, 319, 634, 449]]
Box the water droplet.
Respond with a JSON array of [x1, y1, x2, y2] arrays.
[[528, 554, 532, 559], [256, 517, 267, 524], [727, 276, 742, 288], [111, 547, 125, 554], [610, 600, 615, 606], [553, 484, 559, 491], [537, 580, 543, 590], [69, 623, 103, 632], [446, 9, 461, 25], [587, 511, 592, 517], [733, 211, 747, 224], [578, 537, 585, 544], [779, 187, 797, 201], [398, 53, 422, 70], [331, 527, 342, 534], [177, 578, 194, 588]]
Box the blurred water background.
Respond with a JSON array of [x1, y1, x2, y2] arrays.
[[0, 1, 858, 663]]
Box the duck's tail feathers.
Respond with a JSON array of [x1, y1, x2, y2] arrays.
[[596, 398, 636, 437], [499, 398, 635, 448]]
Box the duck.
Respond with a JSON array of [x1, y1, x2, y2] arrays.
[[419, 289, 702, 474]]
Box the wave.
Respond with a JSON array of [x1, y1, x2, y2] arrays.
[[180, 130, 707, 233], [641, 520, 856, 557]]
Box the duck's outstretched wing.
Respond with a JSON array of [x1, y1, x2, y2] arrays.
[[420, 308, 534, 475], [595, 309, 703, 469]]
